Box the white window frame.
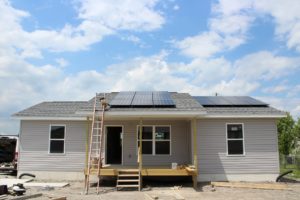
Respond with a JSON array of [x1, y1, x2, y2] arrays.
[[137, 125, 171, 156], [48, 124, 66, 154], [226, 123, 245, 156]]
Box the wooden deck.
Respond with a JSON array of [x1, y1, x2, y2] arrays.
[[85, 165, 196, 176]]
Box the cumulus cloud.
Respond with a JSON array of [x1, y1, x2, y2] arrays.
[[76, 0, 165, 31], [0, 0, 165, 57], [176, 0, 300, 58]]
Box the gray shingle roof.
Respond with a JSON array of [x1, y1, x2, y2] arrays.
[[13, 101, 88, 117], [12, 92, 285, 118], [13, 92, 206, 117], [204, 106, 285, 116]]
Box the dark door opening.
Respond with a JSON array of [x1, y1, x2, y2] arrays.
[[106, 126, 122, 164]]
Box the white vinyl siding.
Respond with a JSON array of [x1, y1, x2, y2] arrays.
[[18, 120, 191, 172], [197, 118, 280, 176]]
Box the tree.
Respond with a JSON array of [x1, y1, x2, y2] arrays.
[[294, 118, 300, 140], [277, 113, 296, 155]]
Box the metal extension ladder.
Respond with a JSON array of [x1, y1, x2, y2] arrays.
[[84, 93, 107, 194]]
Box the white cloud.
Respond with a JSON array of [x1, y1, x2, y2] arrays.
[[176, 0, 300, 58], [263, 85, 288, 94], [176, 31, 223, 58], [214, 0, 300, 52], [55, 58, 69, 68], [173, 5, 180, 11], [234, 51, 300, 80], [175, 0, 254, 58], [77, 0, 165, 31], [0, 0, 165, 58]]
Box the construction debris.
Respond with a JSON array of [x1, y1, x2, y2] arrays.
[[0, 179, 32, 188], [11, 193, 42, 200], [24, 182, 69, 188], [46, 195, 67, 200], [12, 183, 26, 195], [211, 181, 289, 190]]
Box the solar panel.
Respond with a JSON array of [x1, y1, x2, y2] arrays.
[[194, 96, 268, 107], [209, 97, 232, 105], [153, 91, 175, 107], [109, 91, 135, 107], [110, 91, 176, 108], [194, 96, 215, 105], [131, 91, 153, 107]]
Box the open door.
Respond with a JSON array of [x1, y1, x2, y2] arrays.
[[106, 126, 122, 165]]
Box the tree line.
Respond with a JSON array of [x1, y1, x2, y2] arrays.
[[277, 113, 300, 155]]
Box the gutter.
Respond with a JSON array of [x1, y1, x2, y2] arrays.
[[203, 114, 286, 118]]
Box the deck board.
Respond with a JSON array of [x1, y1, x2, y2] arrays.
[[85, 165, 196, 176]]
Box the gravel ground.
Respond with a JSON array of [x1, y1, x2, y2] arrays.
[[1, 174, 300, 200], [14, 181, 300, 200]]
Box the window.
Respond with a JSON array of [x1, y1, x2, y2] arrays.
[[137, 126, 153, 154], [49, 125, 65, 154], [137, 126, 171, 155], [226, 124, 244, 155], [155, 127, 170, 154]]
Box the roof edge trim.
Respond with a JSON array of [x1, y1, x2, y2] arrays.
[[12, 116, 87, 121], [203, 114, 286, 118]]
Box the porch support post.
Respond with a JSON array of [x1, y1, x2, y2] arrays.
[[138, 118, 143, 191], [192, 118, 198, 189]]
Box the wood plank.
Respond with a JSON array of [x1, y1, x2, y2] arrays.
[[211, 182, 289, 190], [11, 193, 43, 200], [86, 167, 193, 176], [117, 179, 139, 182], [117, 185, 140, 187]]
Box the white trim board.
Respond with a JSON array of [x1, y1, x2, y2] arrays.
[[136, 125, 172, 156], [13, 113, 285, 120], [225, 123, 245, 157], [48, 124, 66, 155]]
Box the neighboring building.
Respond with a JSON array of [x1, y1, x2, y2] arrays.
[[12, 91, 285, 183]]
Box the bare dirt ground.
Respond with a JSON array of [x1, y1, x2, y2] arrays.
[[1, 174, 300, 200], [20, 181, 300, 200]]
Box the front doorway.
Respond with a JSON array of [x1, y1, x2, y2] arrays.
[[105, 126, 122, 165]]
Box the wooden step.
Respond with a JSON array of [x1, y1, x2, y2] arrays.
[[118, 169, 139, 174], [117, 184, 140, 188], [118, 174, 139, 177], [117, 179, 139, 182], [118, 169, 139, 172]]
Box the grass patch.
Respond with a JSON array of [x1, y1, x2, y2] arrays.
[[280, 165, 300, 179]]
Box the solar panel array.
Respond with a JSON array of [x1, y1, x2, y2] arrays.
[[194, 96, 268, 107], [110, 91, 176, 108]]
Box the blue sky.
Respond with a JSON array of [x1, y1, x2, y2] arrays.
[[0, 0, 300, 134]]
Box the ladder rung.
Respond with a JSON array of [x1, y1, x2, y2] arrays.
[[117, 179, 139, 182], [117, 185, 140, 188], [118, 174, 139, 177], [93, 128, 102, 130]]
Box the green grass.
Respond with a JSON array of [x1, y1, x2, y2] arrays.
[[280, 164, 300, 179]]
